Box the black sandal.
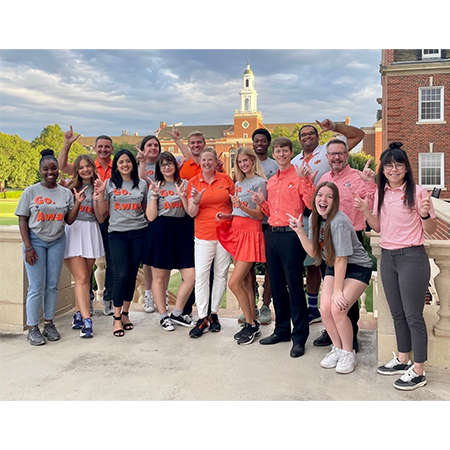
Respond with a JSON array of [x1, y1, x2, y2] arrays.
[[121, 311, 134, 330], [113, 315, 125, 337]]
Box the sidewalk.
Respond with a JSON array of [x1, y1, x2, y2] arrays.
[[1, 305, 449, 401]]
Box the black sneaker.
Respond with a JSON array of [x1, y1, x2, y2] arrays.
[[393, 366, 427, 391], [42, 321, 61, 341], [377, 352, 412, 375], [237, 323, 256, 346], [313, 328, 332, 347], [27, 325, 46, 346], [209, 313, 221, 332], [189, 317, 210, 338], [234, 324, 245, 340], [234, 321, 260, 341], [170, 313, 195, 328]]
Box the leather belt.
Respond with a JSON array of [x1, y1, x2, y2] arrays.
[[267, 226, 294, 233]]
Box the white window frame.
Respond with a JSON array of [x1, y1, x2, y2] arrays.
[[419, 86, 444, 122], [422, 49, 441, 59], [419, 153, 444, 188], [169, 146, 174, 153]]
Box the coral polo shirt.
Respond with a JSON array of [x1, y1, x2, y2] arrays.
[[180, 156, 202, 181], [187, 171, 235, 240], [95, 158, 113, 182]]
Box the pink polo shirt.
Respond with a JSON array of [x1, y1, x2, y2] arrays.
[[319, 164, 377, 232], [373, 183, 436, 250]]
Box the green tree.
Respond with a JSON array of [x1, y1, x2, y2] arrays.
[[348, 151, 376, 172], [31, 124, 86, 164], [0, 133, 40, 189], [113, 141, 138, 158]]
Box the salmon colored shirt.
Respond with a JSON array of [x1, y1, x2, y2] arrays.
[[319, 164, 377, 232], [187, 171, 235, 240], [180, 157, 202, 181], [373, 183, 436, 250], [95, 158, 113, 182], [260, 165, 314, 227]]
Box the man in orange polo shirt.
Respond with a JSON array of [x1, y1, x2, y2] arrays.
[[58, 127, 115, 316], [169, 127, 204, 179]]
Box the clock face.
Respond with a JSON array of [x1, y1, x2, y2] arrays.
[[242, 120, 249, 129]]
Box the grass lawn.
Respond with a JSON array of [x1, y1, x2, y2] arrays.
[[0, 199, 19, 225]]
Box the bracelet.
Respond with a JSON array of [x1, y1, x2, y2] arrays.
[[94, 199, 107, 203], [421, 213, 431, 220], [151, 195, 158, 199], [331, 121, 336, 131], [24, 246, 33, 253]]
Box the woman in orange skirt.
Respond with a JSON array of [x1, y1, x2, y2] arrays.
[[216, 147, 267, 345]]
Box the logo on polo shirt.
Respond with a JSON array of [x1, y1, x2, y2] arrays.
[[288, 183, 294, 189], [344, 181, 351, 189], [314, 160, 321, 165]]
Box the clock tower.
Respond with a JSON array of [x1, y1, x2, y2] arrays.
[[233, 61, 263, 141]]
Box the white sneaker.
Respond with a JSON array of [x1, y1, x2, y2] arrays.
[[160, 317, 174, 331], [144, 292, 155, 313], [320, 345, 342, 369], [377, 352, 412, 375], [101, 298, 114, 316], [393, 365, 427, 391], [336, 349, 356, 374]]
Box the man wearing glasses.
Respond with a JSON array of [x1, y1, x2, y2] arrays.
[[291, 119, 366, 350]]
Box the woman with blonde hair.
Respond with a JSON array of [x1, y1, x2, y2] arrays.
[[216, 147, 267, 345], [64, 154, 105, 338]]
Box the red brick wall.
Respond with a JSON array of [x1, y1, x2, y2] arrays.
[[383, 72, 450, 198]]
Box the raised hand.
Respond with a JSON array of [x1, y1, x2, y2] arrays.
[[230, 193, 241, 209], [248, 188, 265, 205], [168, 125, 181, 140], [135, 145, 147, 162], [286, 212, 303, 232], [315, 118, 333, 135], [175, 181, 187, 198], [353, 191, 369, 213], [73, 185, 88, 203], [357, 159, 376, 182], [418, 192, 433, 217], [94, 178, 107, 194], [294, 161, 313, 179], [64, 125, 81, 145], [148, 179, 161, 196], [58, 174, 71, 188], [191, 186, 206, 204]]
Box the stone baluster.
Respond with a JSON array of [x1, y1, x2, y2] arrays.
[[255, 275, 265, 307], [427, 241, 450, 337], [94, 256, 106, 302]]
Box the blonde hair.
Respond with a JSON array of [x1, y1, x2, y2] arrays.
[[234, 147, 267, 182]]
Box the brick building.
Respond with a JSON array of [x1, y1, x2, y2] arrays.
[[377, 49, 450, 200]]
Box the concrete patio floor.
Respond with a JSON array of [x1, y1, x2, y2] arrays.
[[1, 304, 449, 402]]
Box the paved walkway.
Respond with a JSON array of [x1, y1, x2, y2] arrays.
[[1, 305, 449, 401]]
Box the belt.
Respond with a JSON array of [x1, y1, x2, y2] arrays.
[[267, 226, 294, 233]]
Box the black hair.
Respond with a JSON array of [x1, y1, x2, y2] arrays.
[[298, 124, 319, 138], [140, 135, 162, 154], [111, 149, 140, 189], [252, 128, 271, 144], [39, 149, 58, 167], [154, 152, 181, 185], [377, 142, 416, 215]]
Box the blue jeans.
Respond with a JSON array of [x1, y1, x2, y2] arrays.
[[24, 232, 66, 326]]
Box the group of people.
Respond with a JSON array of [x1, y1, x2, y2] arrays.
[[15, 119, 437, 391]]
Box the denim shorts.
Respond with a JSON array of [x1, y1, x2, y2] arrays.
[[325, 263, 372, 285]]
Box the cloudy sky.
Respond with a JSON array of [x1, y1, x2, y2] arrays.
[[0, 48, 382, 142]]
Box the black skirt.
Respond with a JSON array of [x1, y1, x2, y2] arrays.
[[142, 215, 194, 270]]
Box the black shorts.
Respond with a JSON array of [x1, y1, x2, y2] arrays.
[[324, 263, 372, 285]]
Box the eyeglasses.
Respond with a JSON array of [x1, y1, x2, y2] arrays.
[[384, 163, 405, 171], [160, 162, 175, 169], [300, 131, 317, 138], [327, 151, 348, 158]]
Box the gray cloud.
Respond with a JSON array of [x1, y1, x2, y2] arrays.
[[0, 49, 382, 141]]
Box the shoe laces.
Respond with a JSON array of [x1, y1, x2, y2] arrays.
[[84, 318, 93, 328], [399, 365, 422, 381], [45, 322, 57, 331], [29, 326, 42, 338]]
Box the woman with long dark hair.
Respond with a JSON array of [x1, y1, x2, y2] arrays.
[[144, 152, 195, 331], [15, 149, 84, 345], [288, 181, 373, 374], [354, 142, 437, 390], [94, 149, 148, 337], [64, 154, 105, 338]]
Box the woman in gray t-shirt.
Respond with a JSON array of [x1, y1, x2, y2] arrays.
[[15, 149, 84, 346], [216, 147, 268, 345], [64, 154, 106, 339], [144, 152, 195, 331], [288, 181, 372, 375], [94, 149, 148, 337]]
